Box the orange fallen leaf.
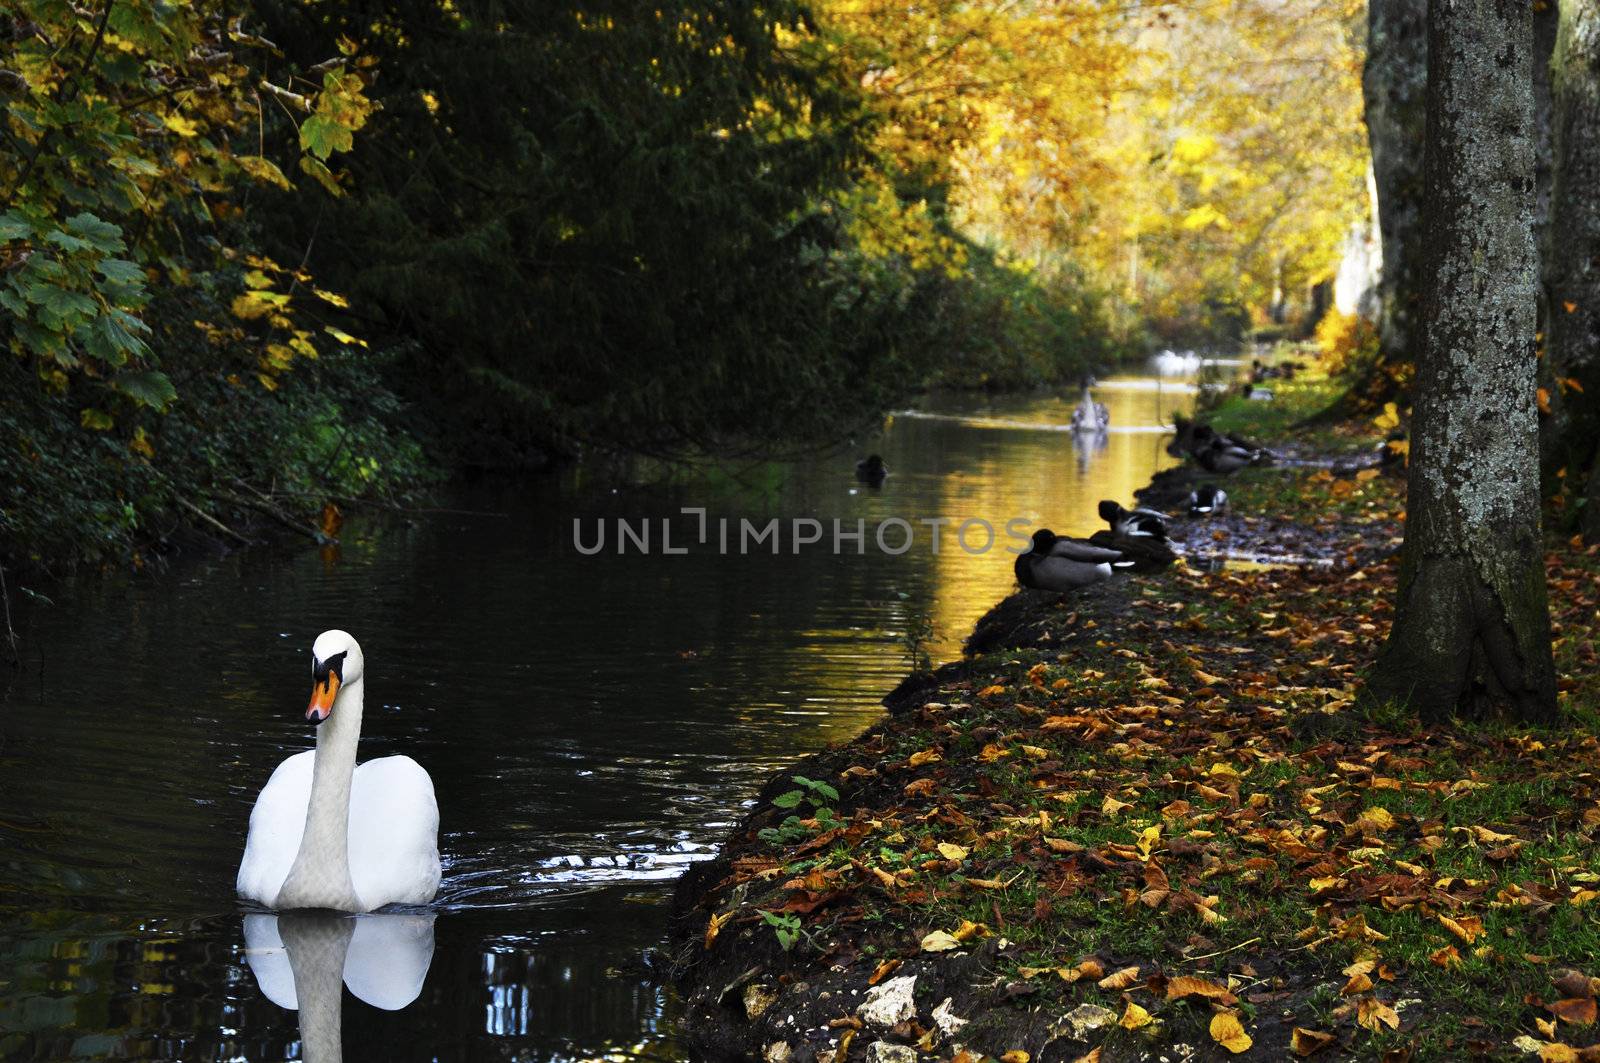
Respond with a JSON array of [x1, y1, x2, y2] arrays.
[[1539, 387, 1552, 414], [1166, 974, 1238, 1005], [1291, 1027, 1337, 1056], [1429, 945, 1461, 968], [1098, 965, 1142, 990], [868, 958, 901, 985], [1342, 972, 1373, 996], [907, 748, 942, 767], [1550, 996, 1598, 1025]]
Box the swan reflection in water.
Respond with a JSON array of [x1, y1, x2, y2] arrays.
[[243, 910, 435, 1063]]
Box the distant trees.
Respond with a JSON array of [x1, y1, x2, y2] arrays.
[[1368, 0, 1557, 720]]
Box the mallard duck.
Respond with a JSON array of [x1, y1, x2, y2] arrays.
[[1014, 529, 1132, 591], [1195, 437, 1260, 473], [855, 454, 888, 486], [1188, 484, 1228, 516], [1097, 500, 1169, 540], [1087, 528, 1177, 571]]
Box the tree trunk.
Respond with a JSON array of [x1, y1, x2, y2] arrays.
[[1363, 0, 1429, 366], [1542, 0, 1600, 506], [1368, 0, 1558, 722]]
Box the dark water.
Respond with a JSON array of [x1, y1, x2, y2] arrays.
[[0, 364, 1207, 1061]]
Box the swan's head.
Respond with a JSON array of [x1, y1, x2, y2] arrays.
[[307, 630, 364, 725]]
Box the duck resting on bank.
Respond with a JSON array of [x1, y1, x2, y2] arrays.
[[1188, 484, 1228, 516], [1014, 528, 1133, 591], [1097, 500, 1169, 540], [1088, 504, 1178, 571]]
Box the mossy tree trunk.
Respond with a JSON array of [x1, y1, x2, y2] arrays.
[[1543, 0, 1600, 522], [1363, 0, 1428, 368], [1369, 0, 1559, 722]]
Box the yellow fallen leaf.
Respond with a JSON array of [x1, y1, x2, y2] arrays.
[[1357, 996, 1400, 1032], [1102, 795, 1133, 815], [937, 843, 970, 861], [921, 930, 961, 952], [978, 685, 1008, 698], [1539, 1044, 1578, 1063], [1210, 1010, 1253, 1053], [1120, 1001, 1154, 1029], [704, 909, 734, 948], [908, 749, 942, 767], [1355, 468, 1380, 482], [1439, 914, 1484, 944], [1356, 806, 1396, 833], [1000, 1052, 1029, 1063], [953, 920, 989, 942]]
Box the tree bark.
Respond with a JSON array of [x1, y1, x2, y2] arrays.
[[1363, 0, 1429, 366], [1368, 0, 1558, 722], [1542, 0, 1600, 511]]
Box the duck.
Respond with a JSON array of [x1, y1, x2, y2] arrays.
[[1087, 527, 1177, 571], [1195, 435, 1263, 474], [855, 454, 889, 486], [1097, 500, 1169, 540], [1014, 528, 1133, 591], [237, 630, 441, 913], [1188, 484, 1228, 516]]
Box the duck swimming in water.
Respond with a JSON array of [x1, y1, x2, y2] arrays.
[[855, 454, 888, 486], [1014, 529, 1132, 591]]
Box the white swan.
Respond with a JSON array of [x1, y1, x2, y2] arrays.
[[237, 630, 441, 912]]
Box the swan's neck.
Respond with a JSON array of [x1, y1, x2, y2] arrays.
[[277, 677, 365, 911], [281, 914, 352, 1063]]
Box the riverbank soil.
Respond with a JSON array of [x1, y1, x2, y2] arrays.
[[667, 370, 1600, 1062]]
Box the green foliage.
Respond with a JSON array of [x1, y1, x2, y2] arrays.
[[759, 775, 842, 846], [758, 909, 803, 951]]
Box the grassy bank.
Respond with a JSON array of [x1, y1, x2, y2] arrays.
[[668, 370, 1600, 1062]]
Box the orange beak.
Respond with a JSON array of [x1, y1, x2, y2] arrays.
[[307, 672, 341, 724]]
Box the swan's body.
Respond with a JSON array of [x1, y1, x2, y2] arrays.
[[1069, 388, 1110, 434], [238, 631, 440, 913]]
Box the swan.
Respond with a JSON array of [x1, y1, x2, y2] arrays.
[[1069, 376, 1110, 434], [237, 630, 441, 912], [245, 910, 436, 1063]]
